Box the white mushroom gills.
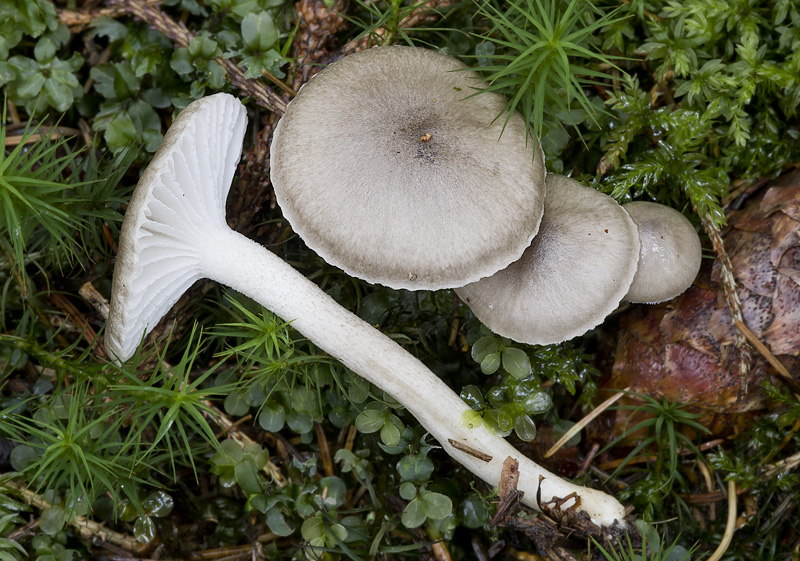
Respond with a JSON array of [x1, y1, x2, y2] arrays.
[[106, 93, 627, 529]]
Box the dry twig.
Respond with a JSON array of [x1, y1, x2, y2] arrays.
[[340, 0, 456, 55], [59, 1, 159, 31], [290, 0, 350, 90], [698, 212, 752, 397], [706, 480, 738, 561], [4, 480, 147, 555], [544, 388, 628, 458]]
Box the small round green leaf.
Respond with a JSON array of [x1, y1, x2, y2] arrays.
[[64, 491, 90, 517], [460, 494, 489, 529], [420, 491, 452, 520], [521, 391, 552, 415], [483, 409, 513, 437], [286, 411, 313, 434], [243, 444, 270, 469], [318, 476, 347, 508], [399, 481, 417, 501], [665, 545, 692, 561], [52, 394, 72, 419], [34, 38, 56, 63], [401, 498, 426, 528], [10, 444, 38, 471], [301, 516, 325, 543], [235, 457, 264, 496], [480, 352, 501, 375], [347, 377, 369, 403], [380, 418, 401, 446], [133, 515, 157, 544], [460, 385, 485, 410], [241, 12, 278, 52], [224, 391, 250, 416], [258, 403, 286, 432], [355, 408, 386, 434], [397, 454, 434, 484], [219, 438, 244, 461], [105, 114, 137, 151], [117, 500, 139, 522], [471, 336, 501, 363], [266, 509, 296, 537], [142, 491, 174, 518], [486, 386, 508, 408], [513, 414, 537, 442], [170, 48, 193, 75], [502, 347, 531, 379], [330, 523, 348, 543], [40, 507, 66, 536]]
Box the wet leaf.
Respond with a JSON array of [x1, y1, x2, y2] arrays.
[[420, 490, 452, 520], [39, 507, 65, 536], [401, 497, 426, 528], [502, 347, 531, 379], [258, 403, 286, 432], [133, 515, 156, 544], [142, 491, 173, 518]]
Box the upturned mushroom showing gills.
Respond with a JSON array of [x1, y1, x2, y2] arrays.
[[270, 45, 546, 291], [105, 93, 627, 529], [457, 174, 641, 345], [622, 201, 703, 304]]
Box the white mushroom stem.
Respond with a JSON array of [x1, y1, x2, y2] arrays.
[[106, 94, 627, 529], [197, 228, 626, 527]]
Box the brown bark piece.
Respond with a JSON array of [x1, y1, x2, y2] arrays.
[[291, 0, 350, 90], [761, 180, 800, 220], [490, 457, 522, 526], [498, 456, 520, 501], [764, 267, 800, 355], [606, 169, 800, 437], [769, 214, 800, 268]]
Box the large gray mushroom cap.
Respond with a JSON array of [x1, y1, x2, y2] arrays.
[[622, 201, 703, 303], [456, 175, 640, 345], [270, 45, 546, 291]]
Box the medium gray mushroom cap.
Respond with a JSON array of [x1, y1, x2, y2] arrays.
[[456, 175, 640, 345], [270, 45, 546, 291], [622, 201, 703, 304]]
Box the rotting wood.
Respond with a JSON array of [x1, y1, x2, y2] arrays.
[[605, 170, 800, 438]]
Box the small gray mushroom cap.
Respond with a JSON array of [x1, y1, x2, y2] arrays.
[[270, 45, 546, 291], [456, 175, 640, 345], [622, 201, 703, 304]]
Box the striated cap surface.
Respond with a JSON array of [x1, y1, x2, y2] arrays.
[[457, 174, 640, 345], [270, 45, 545, 290]]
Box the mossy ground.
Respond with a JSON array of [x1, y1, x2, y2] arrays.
[[1, 0, 800, 560]]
